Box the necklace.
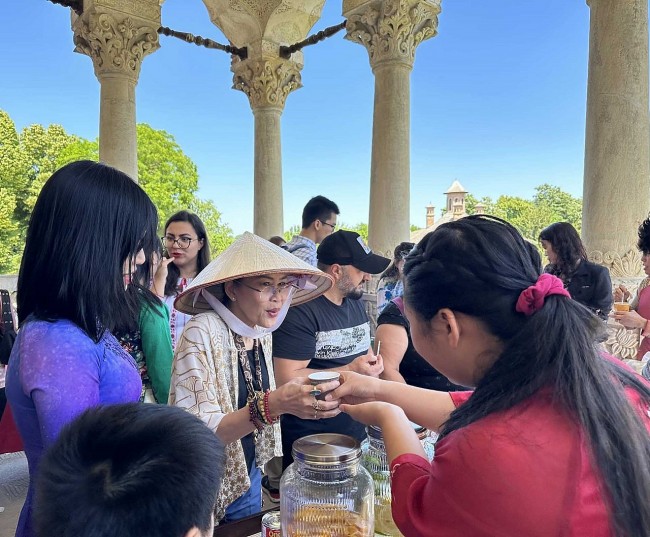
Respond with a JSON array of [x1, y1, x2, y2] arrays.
[[231, 332, 264, 399]]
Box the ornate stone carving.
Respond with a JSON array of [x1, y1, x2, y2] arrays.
[[95, 0, 161, 20], [589, 248, 645, 360], [204, 0, 325, 51], [345, 0, 441, 67], [588, 248, 644, 278], [73, 12, 160, 79], [232, 57, 302, 109], [604, 323, 642, 360]]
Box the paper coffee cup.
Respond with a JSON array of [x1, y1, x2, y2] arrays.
[[308, 371, 341, 385], [308, 371, 341, 400]]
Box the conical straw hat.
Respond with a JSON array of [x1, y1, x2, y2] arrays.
[[174, 232, 334, 315]]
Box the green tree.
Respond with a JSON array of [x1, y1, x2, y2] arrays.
[[189, 198, 233, 256], [533, 184, 582, 233], [136, 124, 198, 222], [341, 222, 369, 242], [0, 188, 19, 273], [0, 110, 233, 270], [492, 195, 557, 242], [465, 193, 496, 215], [283, 225, 301, 243], [20, 123, 79, 216], [0, 111, 29, 272], [56, 125, 233, 255], [56, 138, 99, 166], [0, 113, 78, 271]]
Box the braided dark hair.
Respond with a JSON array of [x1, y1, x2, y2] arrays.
[[403, 214, 650, 537]]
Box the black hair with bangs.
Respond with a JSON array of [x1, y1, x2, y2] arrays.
[[18, 160, 158, 341]]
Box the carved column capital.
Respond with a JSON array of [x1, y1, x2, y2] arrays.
[[232, 57, 303, 110], [72, 8, 160, 81], [589, 248, 646, 360], [344, 0, 441, 69], [588, 248, 645, 279]]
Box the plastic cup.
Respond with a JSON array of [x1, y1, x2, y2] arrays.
[[614, 302, 630, 312]]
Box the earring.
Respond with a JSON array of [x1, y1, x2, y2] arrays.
[[229, 295, 236, 302]]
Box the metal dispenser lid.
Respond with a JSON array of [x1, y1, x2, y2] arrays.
[[292, 433, 361, 465], [367, 421, 427, 440]]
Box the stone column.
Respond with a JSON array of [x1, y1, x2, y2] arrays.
[[233, 57, 302, 238], [583, 0, 650, 359], [72, 1, 160, 181], [344, 0, 441, 256]]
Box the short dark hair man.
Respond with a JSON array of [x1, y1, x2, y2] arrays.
[[273, 230, 390, 468], [283, 195, 340, 266], [35, 403, 225, 537]]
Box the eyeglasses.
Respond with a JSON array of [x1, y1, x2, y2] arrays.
[[237, 280, 299, 299], [318, 220, 337, 233], [161, 235, 198, 249]]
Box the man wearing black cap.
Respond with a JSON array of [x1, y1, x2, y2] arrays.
[[273, 230, 390, 469]]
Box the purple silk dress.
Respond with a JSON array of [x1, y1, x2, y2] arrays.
[[5, 318, 142, 537]]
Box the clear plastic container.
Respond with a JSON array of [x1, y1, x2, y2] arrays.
[[361, 423, 437, 536], [280, 433, 374, 537]]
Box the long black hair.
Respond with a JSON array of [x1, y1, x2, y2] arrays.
[[163, 210, 210, 297], [117, 245, 167, 335], [18, 161, 158, 342], [379, 241, 414, 282], [404, 215, 650, 537], [538, 222, 587, 279]]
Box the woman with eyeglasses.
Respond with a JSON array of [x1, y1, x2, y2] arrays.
[[169, 233, 340, 524], [6, 161, 158, 537], [151, 210, 211, 349]]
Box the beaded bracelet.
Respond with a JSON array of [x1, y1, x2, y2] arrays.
[[252, 390, 279, 426], [263, 390, 279, 424], [248, 397, 264, 432]]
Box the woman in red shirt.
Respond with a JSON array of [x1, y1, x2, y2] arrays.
[[332, 215, 650, 537]]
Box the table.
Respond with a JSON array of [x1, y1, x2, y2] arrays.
[[212, 509, 382, 537], [212, 509, 275, 537]]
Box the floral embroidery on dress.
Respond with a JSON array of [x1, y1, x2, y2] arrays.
[[114, 328, 154, 402]]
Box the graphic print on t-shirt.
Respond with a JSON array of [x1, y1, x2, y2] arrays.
[[315, 323, 370, 361]]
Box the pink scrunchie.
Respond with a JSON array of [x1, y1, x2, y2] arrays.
[[515, 273, 571, 316]]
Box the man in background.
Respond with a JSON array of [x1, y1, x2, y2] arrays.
[[283, 195, 340, 266], [274, 230, 390, 469]]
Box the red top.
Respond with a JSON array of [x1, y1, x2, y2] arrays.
[[390, 386, 650, 536]]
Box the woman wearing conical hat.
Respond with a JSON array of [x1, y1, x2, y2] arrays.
[[169, 232, 340, 524]]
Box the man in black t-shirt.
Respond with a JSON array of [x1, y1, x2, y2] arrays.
[[273, 230, 390, 468]]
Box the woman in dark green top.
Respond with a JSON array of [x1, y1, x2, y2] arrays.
[[117, 259, 174, 403]]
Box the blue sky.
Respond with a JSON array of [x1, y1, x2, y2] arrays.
[[1, 0, 590, 233]]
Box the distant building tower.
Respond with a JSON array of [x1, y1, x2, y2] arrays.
[[475, 202, 486, 214], [411, 180, 470, 244], [452, 200, 465, 220], [445, 180, 468, 213], [426, 204, 435, 227]]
